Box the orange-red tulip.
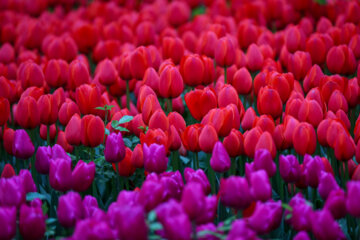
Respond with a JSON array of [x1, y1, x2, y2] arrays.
[[81, 115, 105, 147], [113, 148, 136, 177], [255, 132, 277, 159], [182, 124, 202, 152], [292, 122, 316, 155], [185, 87, 217, 121], [58, 99, 80, 126]]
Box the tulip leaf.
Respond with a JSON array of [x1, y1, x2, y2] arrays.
[[281, 203, 293, 211], [197, 230, 225, 239], [147, 211, 157, 222], [285, 213, 292, 220], [26, 192, 48, 202], [111, 120, 119, 128], [46, 218, 57, 225], [180, 156, 191, 165], [95, 106, 106, 110], [118, 115, 134, 124], [95, 105, 114, 111], [123, 138, 132, 148], [115, 126, 130, 132], [149, 222, 163, 231], [105, 128, 110, 135]]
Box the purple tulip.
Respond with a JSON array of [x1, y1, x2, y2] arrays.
[[138, 178, 164, 212], [318, 171, 339, 200], [293, 231, 311, 240], [35, 144, 70, 174], [303, 154, 324, 188], [116, 190, 139, 207], [253, 149, 276, 178], [219, 176, 252, 210], [83, 195, 99, 218], [19, 203, 46, 240], [108, 203, 147, 240], [13, 129, 34, 159], [287, 193, 312, 231], [245, 162, 254, 182], [143, 143, 168, 173], [0, 176, 26, 207], [197, 223, 218, 240], [247, 200, 282, 235], [279, 154, 301, 182], [210, 141, 231, 173], [226, 219, 258, 240], [0, 206, 16, 240], [324, 189, 346, 219], [160, 171, 184, 201], [19, 169, 37, 193], [72, 160, 95, 192], [104, 132, 125, 163], [57, 191, 85, 228], [196, 196, 217, 224], [346, 181, 360, 217], [181, 182, 205, 220], [250, 170, 272, 202], [72, 218, 115, 240], [156, 200, 192, 240], [310, 209, 346, 240], [184, 168, 211, 195], [49, 158, 72, 192]]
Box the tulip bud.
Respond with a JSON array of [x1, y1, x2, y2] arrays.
[[184, 168, 211, 195], [13, 129, 34, 159], [227, 219, 258, 240], [95, 59, 118, 86], [44, 59, 69, 88], [324, 189, 346, 219], [68, 60, 90, 90], [49, 158, 72, 192], [292, 122, 316, 155], [81, 115, 105, 147], [279, 154, 301, 183], [250, 170, 272, 202], [253, 149, 276, 178], [138, 178, 164, 212], [346, 181, 360, 217], [1, 164, 15, 179], [0, 206, 16, 240], [58, 191, 85, 228], [16, 96, 40, 129], [143, 143, 168, 174], [246, 43, 264, 72], [310, 209, 346, 240], [18, 61, 45, 89], [318, 171, 339, 200], [72, 218, 115, 240], [303, 155, 324, 188], [19, 203, 46, 240], [0, 176, 25, 207], [181, 182, 205, 220], [184, 87, 217, 121], [104, 132, 126, 163], [159, 66, 184, 99], [257, 86, 282, 119], [210, 141, 231, 173], [199, 124, 218, 153], [287, 193, 313, 231], [248, 201, 282, 235], [219, 176, 252, 210], [215, 36, 236, 67], [0, 97, 10, 126], [180, 54, 204, 87], [72, 160, 95, 192]]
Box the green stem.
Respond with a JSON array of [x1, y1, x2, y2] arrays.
[[224, 66, 227, 84], [126, 80, 130, 110], [207, 154, 216, 194], [47, 125, 51, 146], [166, 98, 173, 114], [194, 152, 200, 169], [192, 222, 197, 240]]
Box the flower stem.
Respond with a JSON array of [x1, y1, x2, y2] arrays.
[[224, 66, 227, 84], [126, 80, 130, 110]]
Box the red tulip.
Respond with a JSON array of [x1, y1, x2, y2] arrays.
[[15, 96, 40, 129], [241, 107, 257, 131], [199, 124, 218, 153], [185, 87, 217, 121], [255, 132, 277, 159], [95, 59, 118, 86], [303, 64, 324, 93], [197, 31, 218, 58], [0, 97, 10, 126], [284, 26, 306, 53], [37, 94, 58, 125], [72, 21, 98, 53], [136, 21, 156, 46], [162, 37, 185, 65], [246, 43, 264, 72], [257, 87, 282, 119], [39, 124, 57, 142], [180, 54, 204, 87], [328, 90, 348, 113], [81, 115, 105, 148], [293, 122, 316, 156], [230, 67, 252, 95], [3, 128, 14, 155], [141, 94, 162, 124], [75, 84, 103, 117], [215, 36, 236, 67], [244, 127, 263, 158], [113, 148, 136, 177], [306, 33, 333, 65], [326, 45, 357, 75], [130, 47, 152, 80], [298, 99, 323, 128], [148, 110, 169, 132], [58, 99, 80, 126], [254, 115, 275, 135], [267, 72, 294, 103], [168, 111, 186, 133], [334, 131, 355, 161], [287, 51, 312, 81], [18, 61, 44, 90], [182, 124, 202, 152], [167, 1, 190, 27], [68, 60, 90, 91], [218, 84, 239, 109], [159, 66, 184, 99], [223, 129, 244, 157], [143, 67, 160, 94], [44, 59, 69, 88]]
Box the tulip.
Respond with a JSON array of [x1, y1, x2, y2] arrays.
[[223, 129, 244, 157], [248, 201, 282, 235], [81, 115, 105, 147], [326, 45, 356, 75], [113, 148, 136, 177], [250, 170, 271, 202], [168, 126, 181, 151], [57, 191, 85, 228], [285, 26, 306, 53], [58, 100, 80, 126], [324, 189, 346, 219], [226, 219, 258, 240], [303, 64, 324, 93], [72, 219, 115, 240], [287, 51, 312, 81], [294, 231, 311, 240], [328, 90, 348, 113], [141, 94, 162, 124], [292, 122, 316, 155], [230, 67, 252, 95], [287, 193, 313, 231], [72, 160, 95, 192], [18, 61, 45, 89], [143, 143, 168, 174], [104, 132, 126, 163], [57, 130, 74, 153], [19, 169, 36, 194], [184, 168, 211, 195], [75, 84, 103, 117], [0, 206, 16, 240], [246, 43, 264, 72], [253, 149, 276, 178], [181, 124, 202, 152], [140, 128, 169, 153], [156, 200, 192, 240], [159, 66, 184, 99], [0, 176, 25, 207], [116, 190, 139, 207], [257, 86, 282, 119], [310, 209, 346, 240], [181, 182, 205, 220], [131, 144, 144, 169], [215, 36, 236, 68], [138, 178, 164, 212], [44, 59, 69, 88], [303, 155, 324, 188], [68, 59, 90, 90], [255, 132, 277, 159], [217, 84, 239, 109], [148, 110, 169, 132], [180, 54, 204, 87], [195, 196, 217, 224], [49, 158, 72, 192], [13, 129, 34, 159], [279, 154, 301, 182], [159, 171, 184, 201], [19, 203, 46, 240], [298, 99, 323, 128], [95, 59, 118, 86], [1, 164, 15, 179], [37, 94, 58, 125], [167, 1, 190, 27], [0, 97, 10, 126], [346, 181, 360, 217], [243, 127, 262, 158], [199, 124, 218, 153], [210, 141, 231, 173], [3, 128, 14, 155], [15, 96, 40, 129], [65, 114, 82, 146], [219, 176, 252, 209]]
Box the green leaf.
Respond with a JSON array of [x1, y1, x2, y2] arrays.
[[114, 126, 130, 132], [111, 120, 119, 129], [285, 213, 292, 220], [42, 202, 48, 215], [281, 203, 293, 211], [180, 156, 191, 165], [46, 218, 57, 225], [147, 211, 157, 222], [149, 222, 163, 231], [314, 0, 327, 5], [118, 115, 134, 124], [104, 104, 115, 110], [26, 192, 48, 202], [123, 138, 132, 148], [95, 106, 106, 110], [105, 128, 110, 135]]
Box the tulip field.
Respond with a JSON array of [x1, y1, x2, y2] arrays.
[[1, 0, 360, 239]]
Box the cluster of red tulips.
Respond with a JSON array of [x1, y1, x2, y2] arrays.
[[1, 0, 360, 239]]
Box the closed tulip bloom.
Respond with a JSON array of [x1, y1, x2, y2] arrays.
[[0, 176, 25, 207], [104, 132, 125, 163], [143, 143, 168, 174], [72, 219, 115, 240], [303, 64, 324, 93], [35, 144, 69, 174], [215, 36, 236, 67], [298, 99, 323, 127], [16, 96, 40, 129], [18, 61, 45, 89], [0, 206, 16, 240], [184, 168, 211, 195], [243, 127, 262, 158], [114, 148, 136, 177], [334, 131, 355, 161], [279, 154, 301, 183], [181, 182, 205, 220], [131, 144, 144, 168], [167, 1, 190, 27], [326, 45, 356, 75], [287, 193, 312, 231], [19, 203, 46, 240], [346, 181, 360, 217], [81, 115, 105, 147], [37, 94, 58, 125], [65, 114, 82, 146], [257, 87, 282, 119], [217, 84, 239, 109], [57, 191, 85, 228], [195, 196, 217, 224], [199, 125, 218, 153], [230, 67, 252, 95], [162, 37, 185, 65], [328, 90, 348, 113], [181, 124, 202, 152], [44, 59, 69, 89], [0, 97, 10, 126], [293, 122, 316, 155], [13, 129, 34, 159], [324, 189, 346, 219], [141, 94, 162, 124], [95, 59, 118, 86], [219, 176, 252, 209], [160, 68, 185, 99], [168, 125, 182, 151], [227, 219, 258, 240], [3, 128, 14, 155], [58, 100, 80, 126], [210, 141, 231, 173], [1, 164, 15, 179], [19, 170, 36, 194], [294, 231, 311, 240], [303, 155, 324, 188], [287, 51, 312, 81], [72, 160, 95, 192], [246, 43, 264, 72], [248, 201, 282, 235], [255, 132, 277, 159], [250, 170, 271, 202], [68, 60, 90, 91], [138, 178, 164, 212], [180, 54, 204, 87], [223, 129, 244, 157], [75, 84, 103, 117], [185, 87, 217, 121], [49, 158, 72, 192], [310, 209, 346, 240], [253, 149, 276, 178]]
